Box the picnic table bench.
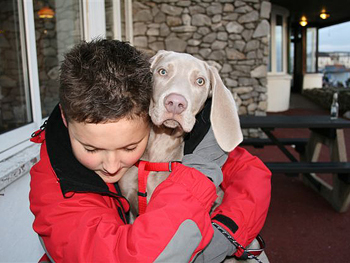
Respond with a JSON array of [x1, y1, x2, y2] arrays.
[[239, 115, 350, 212]]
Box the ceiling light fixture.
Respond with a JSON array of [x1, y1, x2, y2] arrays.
[[320, 10, 330, 20], [299, 16, 308, 27], [38, 6, 54, 19]]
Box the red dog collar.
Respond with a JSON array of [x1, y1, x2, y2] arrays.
[[135, 161, 181, 215]]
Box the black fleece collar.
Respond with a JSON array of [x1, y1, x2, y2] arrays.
[[46, 104, 120, 198]]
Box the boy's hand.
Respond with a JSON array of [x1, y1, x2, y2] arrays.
[[193, 225, 236, 262], [183, 99, 228, 187]]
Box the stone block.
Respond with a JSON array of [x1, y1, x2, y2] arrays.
[[147, 28, 160, 36], [233, 40, 246, 52], [226, 21, 244, 33], [223, 3, 234, 12], [199, 48, 212, 57], [154, 11, 166, 23], [208, 50, 226, 60], [212, 40, 227, 50], [235, 5, 253, 14], [260, 1, 271, 19], [221, 63, 233, 73], [212, 14, 222, 23], [203, 32, 217, 43], [177, 1, 191, 7], [192, 14, 212, 26], [171, 26, 197, 32], [182, 14, 191, 26], [167, 16, 183, 27], [223, 13, 238, 21], [251, 65, 267, 78], [165, 37, 187, 52], [198, 26, 211, 35], [253, 20, 270, 38], [225, 78, 238, 87], [149, 41, 165, 51], [189, 5, 206, 15], [207, 3, 223, 15], [160, 23, 170, 36], [217, 32, 228, 41], [134, 36, 148, 48], [226, 48, 246, 60], [238, 10, 259, 23], [134, 9, 153, 22], [188, 39, 201, 46], [134, 22, 147, 36], [161, 4, 183, 16], [245, 40, 260, 52]]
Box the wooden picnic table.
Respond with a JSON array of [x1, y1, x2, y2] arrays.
[[239, 115, 350, 212]]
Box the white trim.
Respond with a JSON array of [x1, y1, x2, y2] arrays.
[[0, 143, 40, 192], [82, 0, 89, 40], [113, 0, 122, 40], [83, 0, 106, 41], [0, 123, 36, 155], [23, 0, 42, 126], [125, 0, 133, 44]]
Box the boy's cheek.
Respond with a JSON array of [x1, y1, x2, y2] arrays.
[[75, 151, 100, 170]]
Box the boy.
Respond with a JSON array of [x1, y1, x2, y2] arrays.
[[30, 39, 271, 262]]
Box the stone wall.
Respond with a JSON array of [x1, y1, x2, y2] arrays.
[[133, 0, 271, 136]]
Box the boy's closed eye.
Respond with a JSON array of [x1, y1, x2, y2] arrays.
[[84, 145, 138, 153]]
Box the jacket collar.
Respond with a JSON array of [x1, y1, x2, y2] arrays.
[[45, 104, 119, 198]]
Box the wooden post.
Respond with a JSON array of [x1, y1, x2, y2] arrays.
[[301, 129, 350, 212]]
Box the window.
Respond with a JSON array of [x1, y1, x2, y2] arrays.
[[0, 0, 127, 159], [275, 15, 283, 72], [306, 27, 317, 73], [0, 0, 32, 135], [269, 6, 289, 74]]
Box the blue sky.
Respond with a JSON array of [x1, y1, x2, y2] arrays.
[[319, 21, 350, 52]]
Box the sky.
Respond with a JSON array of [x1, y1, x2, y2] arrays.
[[319, 21, 350, 52]]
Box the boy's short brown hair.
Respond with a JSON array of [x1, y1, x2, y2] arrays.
[[59, 39, 152, 123]]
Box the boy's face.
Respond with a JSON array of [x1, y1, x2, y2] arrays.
[[62, 113, 150, 184]]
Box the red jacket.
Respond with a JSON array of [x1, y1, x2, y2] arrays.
[[29, 107, 271, 262]]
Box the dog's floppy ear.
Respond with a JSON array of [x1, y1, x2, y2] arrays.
[[208, 66, 243, 152]]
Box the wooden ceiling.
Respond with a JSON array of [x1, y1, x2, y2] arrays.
[[270, 0, 350, 28]]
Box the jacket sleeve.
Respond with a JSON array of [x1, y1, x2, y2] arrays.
[[210, 147, 272, 257], [30, 143, 217, 262]]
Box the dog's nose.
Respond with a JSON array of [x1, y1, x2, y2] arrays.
[[164, 93, 188, 114]]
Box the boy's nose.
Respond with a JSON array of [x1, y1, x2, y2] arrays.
[[103, 153, 120, 175]]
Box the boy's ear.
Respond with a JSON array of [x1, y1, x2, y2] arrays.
[[59, 104, 68, 128]]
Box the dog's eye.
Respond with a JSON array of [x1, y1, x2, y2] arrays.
[[196, 77, 205, 86], [158, 68, 167, 75]]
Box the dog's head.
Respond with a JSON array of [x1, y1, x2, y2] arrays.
[[149, 50, 243, 152]]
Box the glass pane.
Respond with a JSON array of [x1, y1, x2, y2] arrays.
[[268, 18, 271, 72], [306, 27, 317, 73], [33, 0, 82, 118], [275, 15, 283, 72], [105, 0, 126, 40], [0, 0, 32, 135], [289, 30, 294, 74]]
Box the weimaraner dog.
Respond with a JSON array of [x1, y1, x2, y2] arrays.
[[119, 50, 242, 219], [118, 50, 268, 262]]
